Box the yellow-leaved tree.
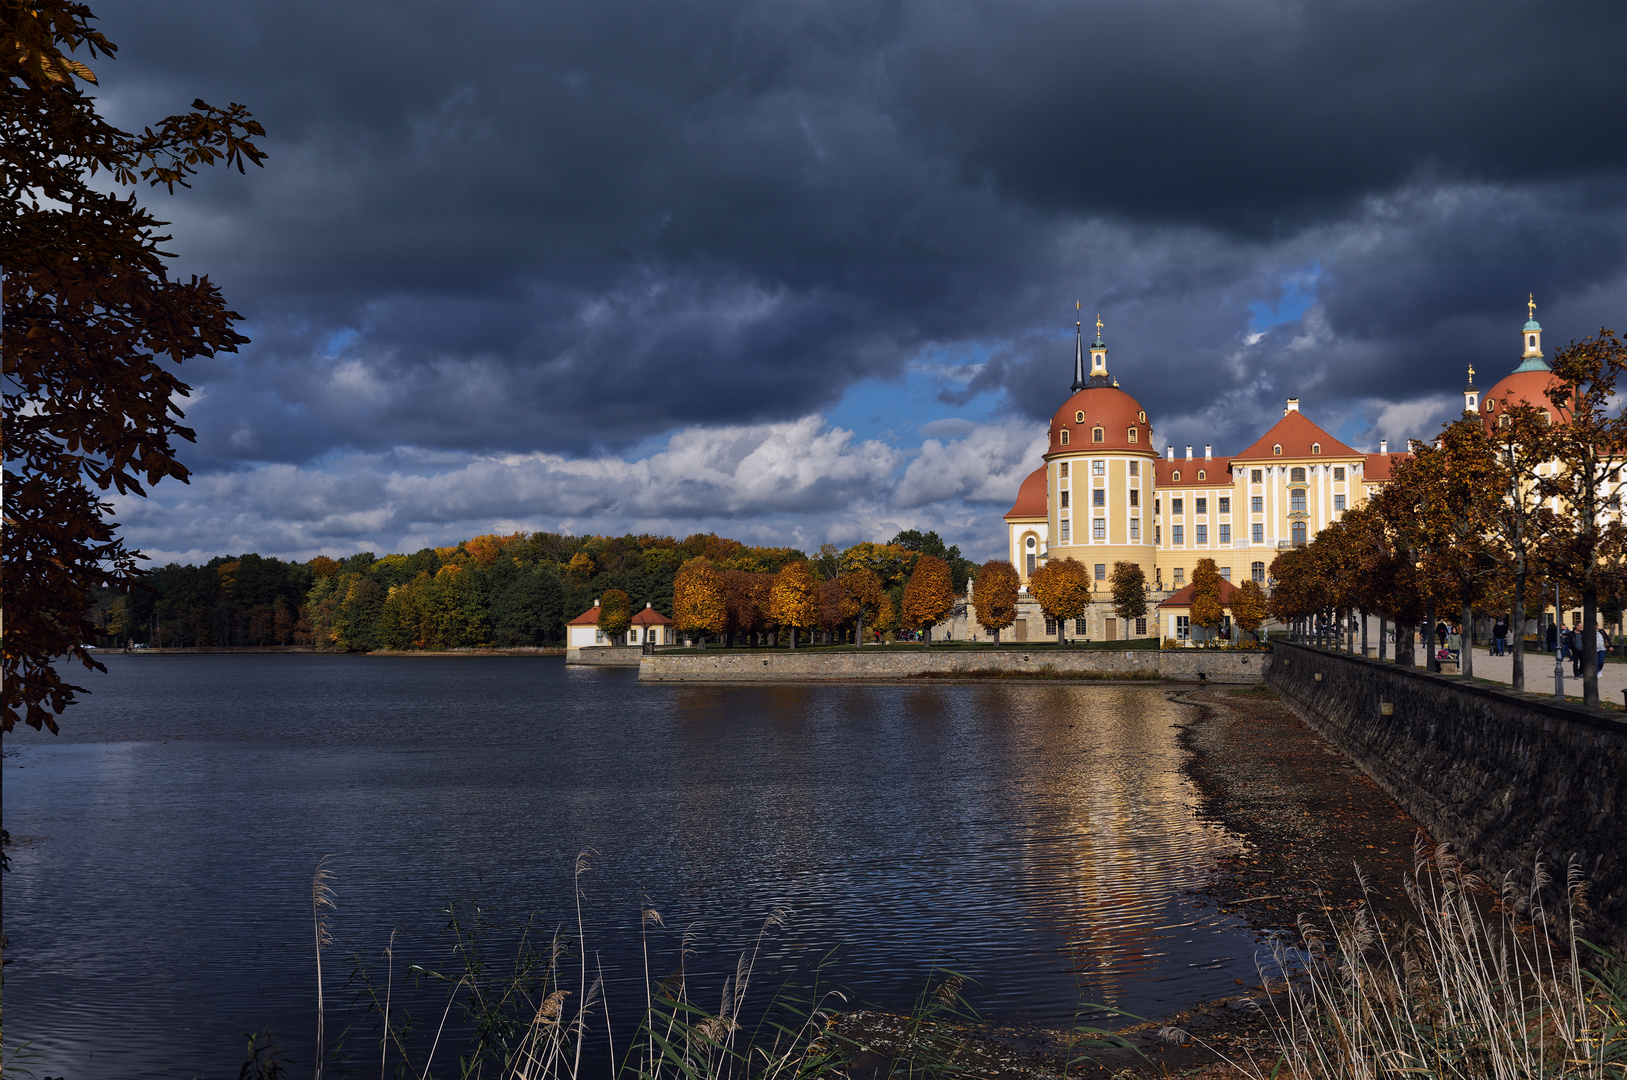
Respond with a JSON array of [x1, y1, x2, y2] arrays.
[[972, 560, 1019, 644], [901, 554, 956, 643], [769, 560, 820, 648], [1029, 558, 1091, 644], [1189, 558, 1226, 643], [672, 557, 726, 645], [841, 568, 885, 645], [1231, 578, 1267, 644], [598, 589, 632, 644]]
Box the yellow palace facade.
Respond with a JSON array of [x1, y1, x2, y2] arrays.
[[999, 315, 1433, 641]]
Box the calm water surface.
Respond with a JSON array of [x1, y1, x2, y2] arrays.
[[3, 655, 1259, 1077]]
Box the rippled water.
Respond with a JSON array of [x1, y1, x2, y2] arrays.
[[3, 655, 1258, 1077]]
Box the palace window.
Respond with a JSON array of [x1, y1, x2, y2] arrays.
[[1174, 567, 1185, 584], [1221, 566, 1232, 581], [1060, 429, 1070, 445], [1172, 525, 1184, 544], [1219, 524, 1231, 544], [1128, 427, 1139, 442], [1290, 489, 1307, 513], [1060, 490, 1070, 508], [1292, 521, 1308, 544], [1273, 445, 1282, 455], [1291, 467, 1306, 482], [1139, 411, 1147, 422], [1172, 498, 1184, 514], [1252, 561, 1266, 582], [1093, 488, 1105, 507], [1251, 469, 1263, 483], [1093, 459, 1106, 475], [1196, 497, 1207, 514], [1075, 410, 1085, 423], [1334, 494, 1346, 511], [1334, 467, 1345, 481], [1130, 518, 1140, 540], [1045, 617, 1057, 635], [1075, 618, 1088, 634], [1129, 460, 1139, 477], [1060, 520, 1071, 541], [1218, 497, 1229, 513], [1195, 524, 1208, 544], [1059, 462, 1069, 478], [1312, 443, 1321, 454], [1092, 426, 1105, 443], [1155, 526, 1160, 542], [1094, 563, 1107, 581], [1198, 469, 1206, 479], [1093, 518, 1106, 540], [1027, 553, 1036, 574], [1136, 617, 1147, 635], [1153, 498, 1160, 514], [1252, 523, 1264, 543], [1172, 471, 1180, 481], [1251, 495, 1263, 513], [1130, 488, 1140, 507]]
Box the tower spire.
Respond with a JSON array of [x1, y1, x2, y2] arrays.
[[1071, 302, 1085, 392], [1516, 293, 1547, 371]]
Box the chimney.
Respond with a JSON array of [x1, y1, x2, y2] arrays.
[[1379, 439, 1388, 455], [1185, 445, 1193, 461], [1167, 445, 1175, 460], [645, 601, 652, 608], [1204, 444, 1212, 459], [594, 598, 600, 606], [1285, 397, 1301, 414]]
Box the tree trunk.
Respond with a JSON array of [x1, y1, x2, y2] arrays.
[[1395, 620, 1414, 668], [1511, 564, 1526, 692], [1056, 618, 1065, 646], [1460, 592, 1474, 680], [855, 614, 864, 647], [1582, 585, 1599, 707], [1361, 611, 1368, 657], [789, 626, 798, 650], [1378, 615, 1387, 661]]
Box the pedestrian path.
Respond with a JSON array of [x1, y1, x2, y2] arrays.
[[1355, 642, 1627, 704]]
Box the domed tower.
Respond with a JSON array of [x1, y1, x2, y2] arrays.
[[1479, 295, 1569, 433], [1007, 312, 1158, 599]]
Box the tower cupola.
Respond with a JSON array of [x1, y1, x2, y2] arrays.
[[1089, 313, 1109, 383], [1463, 364, 1479, 413], [1515, 293, 1548, 372]]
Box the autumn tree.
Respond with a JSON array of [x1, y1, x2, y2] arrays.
[[817, 577, 847, 643], [1483, 401, 1557, 688], [769, 560, 820, 648], [598, 589, 632, 644], [972, 560, 1019, 644], [899, 554, 956, 642], [1189, 558, 1226, 642], [1540, 331, 1627, 707], [672, 557, 726, 645], [841, 568, 886, 644], [1231, 579, 1267, 643], [1029, 557, 1091, 644], [1109, 562, 1147, 629], [2, 0, 267, 731]]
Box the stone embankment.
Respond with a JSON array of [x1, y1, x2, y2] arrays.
[[1268, 640, 1627, 949], [636, 647, 1270, 682]]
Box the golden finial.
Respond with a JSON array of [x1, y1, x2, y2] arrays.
[[1468, 364, 1476, 379], [1528, 293, 1536, 320], [1095, 313, 1104, 338]]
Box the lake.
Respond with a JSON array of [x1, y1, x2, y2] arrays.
[[2, 654, 1261, 1077]]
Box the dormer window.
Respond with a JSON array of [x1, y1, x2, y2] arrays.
[[1092, 426, 1105, 443], [1311, 443, 1321, 455], [1172, 471, 1181, 482], [1273, 444, 1282, 455], [1075, 410, 1085, 423], [1128, 427, 1139, 442], [1060, 429, 1070, 445], [1138, 411, 1147, 422], [1197, 470, 1206, 480]]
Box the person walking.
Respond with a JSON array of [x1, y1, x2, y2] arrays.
[[1493, 619, 1507, 656], [1570, 624, 1584, 677], [1546, 621, 1558, 654], [1597, 626, 1609, 676]]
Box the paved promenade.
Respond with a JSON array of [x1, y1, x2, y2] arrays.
[[1356, 639, 1627, 703]]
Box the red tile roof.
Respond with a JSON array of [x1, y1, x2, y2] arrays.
[[1047, 386, 1153, 455], [1005, 465, 1048, 519], [630, 605, 673, 626], [567, 604, 601, 626], [1154, 457, 1233, 487], [1231, 410, 1360, 462], [1362, 452, 1407, 482], [1157, 577, 1244, 609]]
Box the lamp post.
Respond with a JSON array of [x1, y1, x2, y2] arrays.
[[1555, 582, 1565, 700]]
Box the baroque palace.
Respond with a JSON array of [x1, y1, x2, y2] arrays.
[[996, 304, 1556, 642]]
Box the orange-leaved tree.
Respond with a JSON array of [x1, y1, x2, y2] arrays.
[[840, 568, 885, 644], [901, 554, 956, 642], [1231, 579, 1267, 643], [972, 560, 1019, 644], [1109, 562, 1147, 630], [769, 560, 820, 648], [1189, 558, 1226, 642], [1029, 557, 1091, 644], [672, 557, 726, 644], [598, 589, 632, 644]]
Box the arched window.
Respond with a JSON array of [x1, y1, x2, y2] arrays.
[[1499, 413, 1511, 427], [1172, 471, 1181, 482], [1075, 410, 1085, 423], [1530, 335, 1537, 348], [1291, 467, 1306, 482], [1292, 521, 1307, 544], [1060, 429, 1070, 445], [1273, 444, 1282, 455], [1197, 470, 1206, 480], [1311, 443, 1321, 455], [1251, 561, 1266, 582], [1092, 426, 1105, 443], [1128, 427, 1138, 442]]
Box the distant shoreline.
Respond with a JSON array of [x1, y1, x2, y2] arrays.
[[120, 646, 567, 657]]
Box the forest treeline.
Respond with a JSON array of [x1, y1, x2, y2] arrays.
[[94, 530, 976, 651]]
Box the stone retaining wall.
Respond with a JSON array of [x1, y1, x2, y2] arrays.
[[637, 647, 1270, 683], [566, 645, 646, 666], [1268, 641, 1626, 948]]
